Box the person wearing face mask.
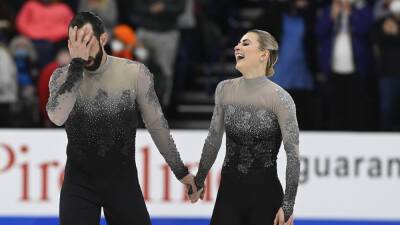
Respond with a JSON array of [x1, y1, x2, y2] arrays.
[[9, 35, 40, 127], [189, 30, 300, 225], [372, 0, 400, 130], [255, 0, 319, 130], [110, 24, 137, 60], [110, 24, 166, 103], [9, 36, 39, 88], [46, 12, 197, 225], [316, 0, 374, 131]]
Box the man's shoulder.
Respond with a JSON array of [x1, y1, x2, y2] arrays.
[[110, 55, 142, 68]]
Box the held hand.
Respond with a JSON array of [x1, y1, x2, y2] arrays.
[[285, 215, 294, 225], [188, 181, 206, 203], [180, 173, 198, 201], [273, 208, 294, 225], [188, 187, 204, 203], [68, 25, 95, 61]]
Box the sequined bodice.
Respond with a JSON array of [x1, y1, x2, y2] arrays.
[[223, 104, 282, 173], [65, 89, 138, 160]]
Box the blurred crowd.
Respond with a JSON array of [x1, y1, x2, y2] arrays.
[[0, 0, 399, 131]]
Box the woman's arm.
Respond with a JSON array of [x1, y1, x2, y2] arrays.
[[194, 81, 226, 189], [275, 87, 300, 222]]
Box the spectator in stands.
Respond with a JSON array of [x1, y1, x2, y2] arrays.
[[0, 1, 16, 43], [0, 43, 17, 127], [173, 0, 198, 105], [110, 24, 166, 105], [111, 24, 137, 60], [9, 36, 38, 88], [133, 0, 185, 107], [257, 0, 320, 130], [316, 0, 374, 131], [9, 35, 40, 127], [16, 0, 74, 68], [78, 0, 118, 35], [372, 0, 400, 130], [38, 48, 71, 127], [374, 0, 392, 20], [109, 23, 166, 107]]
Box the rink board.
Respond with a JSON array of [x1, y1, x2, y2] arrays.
[[0, 129, 399, 225]]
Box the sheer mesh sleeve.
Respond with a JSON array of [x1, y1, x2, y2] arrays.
[[194, 81, 226, 188], [136, 63, 188, 180], [46, 58, 85, 126], [274, 87, 300, 222]]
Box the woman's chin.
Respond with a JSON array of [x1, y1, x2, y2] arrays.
[[235, 62, 245, 73]]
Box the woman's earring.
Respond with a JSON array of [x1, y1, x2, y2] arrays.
[[260, 57, 265, 62]]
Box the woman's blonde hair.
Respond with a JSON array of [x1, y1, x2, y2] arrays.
[[249, 29, 279, 77]]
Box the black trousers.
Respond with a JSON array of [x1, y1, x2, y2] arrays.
[[59, 159, 151, 225], [210, 168, 283, 225]]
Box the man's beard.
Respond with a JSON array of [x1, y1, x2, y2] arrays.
[[85, 42, 103, 71]]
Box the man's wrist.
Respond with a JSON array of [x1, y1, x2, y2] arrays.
[[70, 57, 87, 66]]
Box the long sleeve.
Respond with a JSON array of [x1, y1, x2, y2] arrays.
[[194, 81, 225, 188], [136, 63, 188, 180], [46, 58, 85, 126], [275, 88, 300, 222], [38, 62, 58, 120]]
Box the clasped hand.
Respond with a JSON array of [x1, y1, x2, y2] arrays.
[[179, 174, 205, 203]]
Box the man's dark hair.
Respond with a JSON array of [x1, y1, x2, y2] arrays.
[[68, 11, 105, 39]]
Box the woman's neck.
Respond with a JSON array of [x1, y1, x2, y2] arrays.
[[241, 68, 266, 80]]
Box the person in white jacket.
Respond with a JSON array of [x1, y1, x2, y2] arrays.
[[0, 43, 17, 127]]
